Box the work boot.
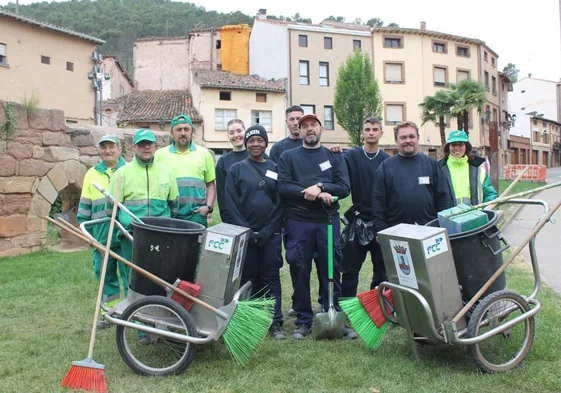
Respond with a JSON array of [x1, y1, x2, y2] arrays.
[[269, 323, 287, 340], [343, 325, 358, 340], [292, 324, 312, 340], [96, 320, 112, 330], [287, 308, 296, 318]]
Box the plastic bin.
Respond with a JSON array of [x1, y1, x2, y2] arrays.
[[426, 210, 508, 301], [130, 217, 205, 296]]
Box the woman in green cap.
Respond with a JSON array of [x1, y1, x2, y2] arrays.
[[439, 130, 498, 206]]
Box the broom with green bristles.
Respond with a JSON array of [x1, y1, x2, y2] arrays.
[[45, 215, 275, 366], [340, 289, 394, 350]]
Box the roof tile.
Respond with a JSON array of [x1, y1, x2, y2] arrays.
[[194, 70, 286, 93]]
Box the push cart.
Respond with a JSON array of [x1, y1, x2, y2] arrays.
[[80, 216, 253, 376], [376, 198, 556, 373]]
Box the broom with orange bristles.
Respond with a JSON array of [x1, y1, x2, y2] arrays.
[[339, 288, 394, 350], [61, 180, 121, 392]]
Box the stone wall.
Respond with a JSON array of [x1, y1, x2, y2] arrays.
[[0, 100, 170, 257]]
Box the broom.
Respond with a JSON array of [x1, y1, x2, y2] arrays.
[[47, 215, 275, 366], [339, 289, 394, 350], [61, 180, 122, 392], [168, 279, 201, 311]]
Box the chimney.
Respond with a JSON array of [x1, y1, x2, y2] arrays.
[[420, 21, 426, 30], [257, 9, 267, 20]]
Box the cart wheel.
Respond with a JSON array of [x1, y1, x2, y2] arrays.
[[116, 296, 197, 376], [467, 290, 535, 373]]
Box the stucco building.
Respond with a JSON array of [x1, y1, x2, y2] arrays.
[[0, 10, 104, 123], [101, 56, 134, 101]]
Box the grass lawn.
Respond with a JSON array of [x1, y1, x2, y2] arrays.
[[2, 228, 561, 392], [498, 180, 547, 196]]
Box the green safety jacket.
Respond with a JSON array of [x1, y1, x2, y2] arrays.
[[77, 157, 127, 243], [155, 142, 215, 223], [439, 155, 498, 206], [107, 155, 179, 232]]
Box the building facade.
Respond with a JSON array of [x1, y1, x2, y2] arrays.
[[101, 56, 134, 101], [0, 10, 104, 123], [249, 12, 501, 153], [191, 69, 286, 151]]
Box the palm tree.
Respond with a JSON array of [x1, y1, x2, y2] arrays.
[[450, 79, 487, 136], [419, 89, 455, 146]]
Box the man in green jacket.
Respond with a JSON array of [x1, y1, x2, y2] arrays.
[[107, 129, 179, 263], [77, 134, 127, 328]]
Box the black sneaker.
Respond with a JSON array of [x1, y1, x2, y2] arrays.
[[343, 325, 358, 340], [269, 323, 287, 340], [96, 320, 112, 330], [287, 308, 297, 318], [292, 324, 312, 340]]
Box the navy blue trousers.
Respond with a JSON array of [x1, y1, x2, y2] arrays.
[[285, 217, 342, 326], [341, 239, 387, 297], [240, 234, 283, 324]]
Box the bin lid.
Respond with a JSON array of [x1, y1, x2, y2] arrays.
[[378, 223, 446, 240]]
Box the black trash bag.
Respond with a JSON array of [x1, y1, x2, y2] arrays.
[[341, 205, 377, 273]]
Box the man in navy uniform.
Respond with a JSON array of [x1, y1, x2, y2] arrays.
[[225, 125, 286, 339], [277, 114, 351, 339]]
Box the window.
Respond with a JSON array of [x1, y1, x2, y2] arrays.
[[385, 103, 405, 125], [484, 51, 488, 61], [433, 66, 447, 87], [0, 43, 7, 66], [492, 76, 497, 94], [457, 69, 470, 82], [543, 122, 547, 128], [299, 61, 309, 85], [456, 45, 470, 57], [299, 35, 308, 47], [353, 40, 361, 50], [491, 57, 496, 67], [216, 40, 221, 49], [484, 71, 490, 90], [324, 37, 333, 49], [319, 62, 329, 86], [300, 105, 315, 114], [251, 110, 272, 132], [219, 91, 231, 101], [324, 106, 334, 130], [41, 55, 50, 65], [493, 108, 498, 122], [256, 93, 267, 103], [432, 41, 447, 54], [215, 109, 236, 130], [384, 62, 404, 84], [383, 36, 403, 48], [66, 61, 74, 72]]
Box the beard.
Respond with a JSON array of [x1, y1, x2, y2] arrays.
[[303, 133, 320, 146]]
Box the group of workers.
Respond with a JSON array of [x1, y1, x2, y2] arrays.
[[77, 105, 498, 339]]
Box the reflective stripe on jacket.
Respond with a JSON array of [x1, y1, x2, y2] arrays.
[[107, 156, 179, 232]]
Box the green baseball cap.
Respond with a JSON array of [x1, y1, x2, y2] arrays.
[[446, 130, 469, 144], [171, 114, 193, 130], [133, 129, 157, 145], [98, 134, 120, 146]]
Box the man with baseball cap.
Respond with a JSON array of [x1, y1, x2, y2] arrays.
[[78, 134, 127, 329], [225, 125, 286, 339], [277, 114, 352, 339], [108, 129, 179, 263], [155, 114, 216, 227]]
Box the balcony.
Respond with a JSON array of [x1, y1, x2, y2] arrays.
[[554, 142, 560, 151]]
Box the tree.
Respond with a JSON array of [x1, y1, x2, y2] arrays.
[[366, 18, 383, 27], [450, 79, 487, 135], [325, 15, 346, 22], [333, 51, 383, 147], [386, 22, 399, 28], [503, 63, 520, 83], [419, 90, 455, 146]]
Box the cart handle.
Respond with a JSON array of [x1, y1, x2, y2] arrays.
[[80, 217, 133, 243]]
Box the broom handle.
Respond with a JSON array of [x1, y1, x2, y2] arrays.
[[92, 182, 144, 224], [45, 216, 224, 317], [452, 196, 561, 323], [441, 181, 561, 219], [487, 165, 530, 210], [87, 179, 121, 359]]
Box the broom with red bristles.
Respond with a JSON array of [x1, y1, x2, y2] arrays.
[[61, 180, 122, 392], [339, 288, 394, 350], [168, 279, 201, 311]]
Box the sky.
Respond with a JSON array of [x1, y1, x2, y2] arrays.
[[2, 0, 561, 82]]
